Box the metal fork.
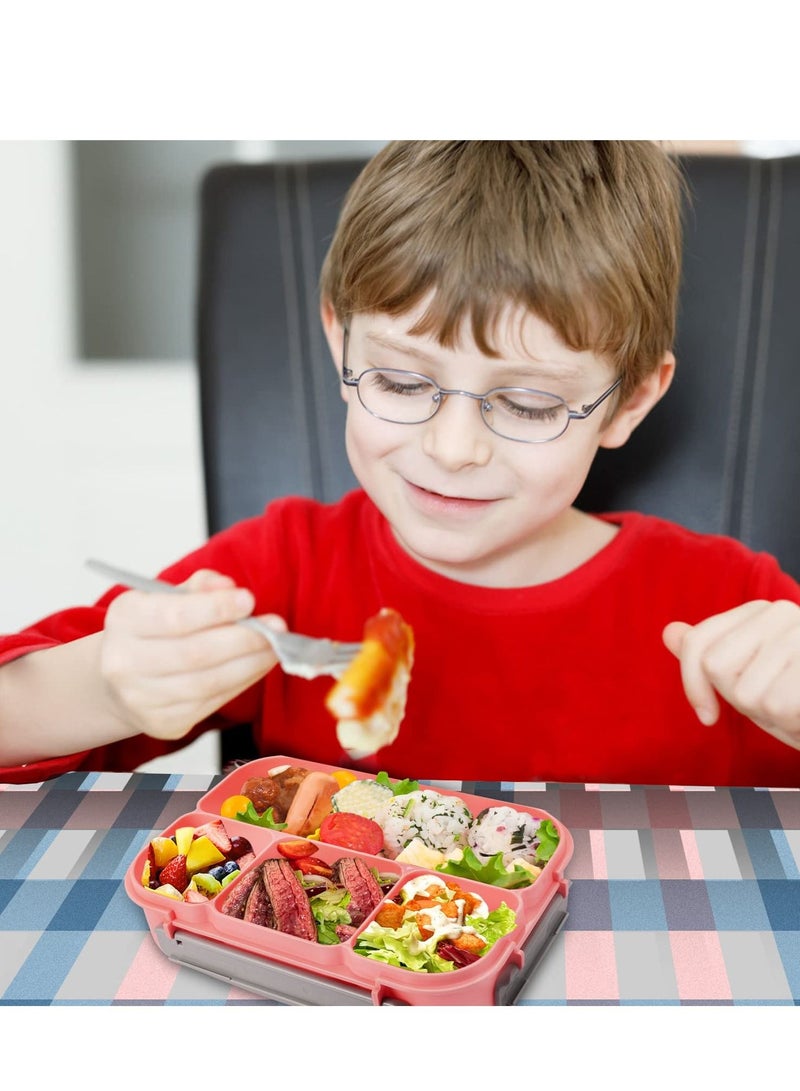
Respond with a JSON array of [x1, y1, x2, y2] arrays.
[[85, 559, 362, 679]]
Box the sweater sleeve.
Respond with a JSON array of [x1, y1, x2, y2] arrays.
[[0, 505, 295, 783]]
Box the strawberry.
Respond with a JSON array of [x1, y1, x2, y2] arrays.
[[143, 843, 159, 889], [182, 887, 208, 904], [193, 820, 232, 855], [158, 853, 189, 893]]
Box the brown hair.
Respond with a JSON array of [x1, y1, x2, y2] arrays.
[[319, 141, 685, 397]]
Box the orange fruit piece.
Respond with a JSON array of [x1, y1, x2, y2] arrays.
[[220, 794, 252, 819]]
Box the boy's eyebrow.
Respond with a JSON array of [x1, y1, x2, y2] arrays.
[[363, 331, 586, 384]]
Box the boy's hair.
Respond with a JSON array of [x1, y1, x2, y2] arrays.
[[320, 141, 685, 396]]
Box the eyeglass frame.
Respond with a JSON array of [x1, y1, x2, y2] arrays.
[[340, 323, 623, 444]]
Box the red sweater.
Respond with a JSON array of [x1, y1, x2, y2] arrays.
[[4, 490, 800, 786]]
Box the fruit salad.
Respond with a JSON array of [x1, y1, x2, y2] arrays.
[[141, 819, 255, 902]]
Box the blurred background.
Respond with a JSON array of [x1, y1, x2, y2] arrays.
[[2, 138, 799, 774]]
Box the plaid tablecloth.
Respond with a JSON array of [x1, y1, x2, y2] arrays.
[[1, 772, 799, 1005]]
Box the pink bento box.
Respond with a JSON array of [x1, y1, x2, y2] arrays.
[[125, 755, 574, 1006]]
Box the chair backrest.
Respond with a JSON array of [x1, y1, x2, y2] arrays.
[[197, 152, 800, 578]]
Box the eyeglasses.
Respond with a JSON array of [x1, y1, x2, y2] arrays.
[[341, 326, 622, 444]]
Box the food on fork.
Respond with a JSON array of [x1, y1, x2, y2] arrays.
[[325, 607, 415, 759]]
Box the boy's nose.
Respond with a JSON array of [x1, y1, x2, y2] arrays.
[[420, 393, 493, 470]]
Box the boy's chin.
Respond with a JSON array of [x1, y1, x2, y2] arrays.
[[391, 524, 509, 581]]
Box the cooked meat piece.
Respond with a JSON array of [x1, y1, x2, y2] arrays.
[[242, 766, 309, 819], [242, 875, 275, 927], [261, 858, 318, 942], [332, 857, 384, 926], [219, 868, 261, 918]]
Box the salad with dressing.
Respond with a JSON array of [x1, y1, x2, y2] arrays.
[[353, 873, 516, 973]]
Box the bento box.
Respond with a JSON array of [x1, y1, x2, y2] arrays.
[[124, 755, 573, 1006]]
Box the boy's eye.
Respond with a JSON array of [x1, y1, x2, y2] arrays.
[[492, 391, 564, 422], [366, 369, 433, 396]]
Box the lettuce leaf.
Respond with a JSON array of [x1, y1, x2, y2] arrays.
[[309, 887, 352, 945], [233, 801, 288, 830], [534, 819, 560, 862], [468, 903, 517, 948], [376, 770, 419, 796], [438, 846, 535, 889], [354, 919, 455, 973]]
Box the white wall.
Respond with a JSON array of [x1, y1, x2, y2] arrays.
[[0, 141, 217, 772]]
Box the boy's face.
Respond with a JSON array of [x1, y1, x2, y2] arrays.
[[322, 298, 671, 587]]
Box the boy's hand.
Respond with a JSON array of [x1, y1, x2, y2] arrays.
[[99, 568, 283, 741], [662, 600, 800, 750]]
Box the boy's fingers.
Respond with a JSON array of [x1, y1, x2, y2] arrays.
[[179, 569, 238, 592], [662, 621, 691, 658], [662, 602, 775, 726], [108, 583, 255, 637], [663, 618, 724, 725]]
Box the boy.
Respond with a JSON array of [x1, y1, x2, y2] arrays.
[[2, 140, 800, 786]]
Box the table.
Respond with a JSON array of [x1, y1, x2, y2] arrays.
[[1, 771, 799, 1005]]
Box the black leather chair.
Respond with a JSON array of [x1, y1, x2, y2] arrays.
[[195, 151, 800, 764]]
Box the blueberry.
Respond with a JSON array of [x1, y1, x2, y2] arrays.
[[208, 865, 227, 882], [223, 860, 240, 876]]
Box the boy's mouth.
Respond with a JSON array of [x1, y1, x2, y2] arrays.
[[405, 480, 498, 514]]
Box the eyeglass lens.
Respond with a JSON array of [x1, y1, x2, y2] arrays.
[[357, 368, 570, 442]]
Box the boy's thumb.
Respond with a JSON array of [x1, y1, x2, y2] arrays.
[[662, 620, 692, 658]]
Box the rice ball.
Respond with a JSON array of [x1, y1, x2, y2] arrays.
[[376, 789, 473, 859], [467, 805, 541, 867], [331, 778, 393, 819]]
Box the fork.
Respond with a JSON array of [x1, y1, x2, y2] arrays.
[[85, 558, 362, 679]]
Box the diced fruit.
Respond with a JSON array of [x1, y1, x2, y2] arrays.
[[183, 888, 208, 904], [227, 836, 254, 860], [189, 873, 223, 898], [154, 884, 184, 900], [141, 843, 157, 887], [158, 854, 189, 892], [150, 836, 179, 868], [331, 769, 358, 789], [221, 869, 240, 887], [220, 794, 252, 819], [175, 826, 196, 856], [186, 835, 226, 875], [194, 820, 232, 855], [277, 839, 319, 860]]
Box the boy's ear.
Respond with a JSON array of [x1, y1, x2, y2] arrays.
[[320, 298, 345, 376], [598, 352, 675, 449]]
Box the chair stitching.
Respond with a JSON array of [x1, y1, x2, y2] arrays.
[[740, 159, 781, 544], [297, 164, 336, 497], [275, 165, 316, 491], [719, 160, 761, 535]]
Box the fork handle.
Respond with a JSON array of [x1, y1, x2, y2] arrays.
[[85, 559, 186, 596]]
